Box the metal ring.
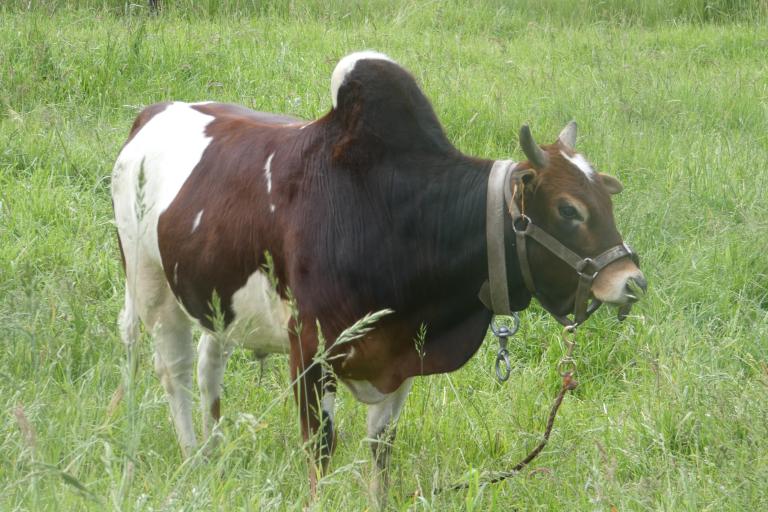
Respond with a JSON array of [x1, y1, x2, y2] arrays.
[[495, 350, 511, 382], [490, 312, 520, 337], [557, 358, 577, 377], [512, 214, 531, 234]]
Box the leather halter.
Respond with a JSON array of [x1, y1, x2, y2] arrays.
[[480, 160, 638, 328]]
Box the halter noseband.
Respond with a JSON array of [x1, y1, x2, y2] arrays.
[[480, 160, 638, 328]]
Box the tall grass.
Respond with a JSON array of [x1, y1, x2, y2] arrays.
[[1, 2, 767, 510], [2, 0, 767, 24]]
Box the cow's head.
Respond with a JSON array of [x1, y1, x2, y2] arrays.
[[512, 122, 646, 317]]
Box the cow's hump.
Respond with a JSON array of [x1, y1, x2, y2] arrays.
[[330, 51, 453, 159]]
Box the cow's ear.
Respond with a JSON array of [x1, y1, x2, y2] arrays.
[[600, 173, 623, 194], [557, 121, 577, 150]]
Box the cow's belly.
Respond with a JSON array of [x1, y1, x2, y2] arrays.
[[224, 270, 291, 356]]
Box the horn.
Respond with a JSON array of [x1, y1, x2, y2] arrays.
[[519, 124, 548, 169], [558, 120, 577, 149]]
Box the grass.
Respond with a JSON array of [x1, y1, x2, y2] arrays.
[[1, 1, 767, 510]]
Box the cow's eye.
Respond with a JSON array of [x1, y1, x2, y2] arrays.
[[559, 205, 580, 220]]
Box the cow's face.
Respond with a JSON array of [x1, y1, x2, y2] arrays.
[[514, 122, 646, 317]]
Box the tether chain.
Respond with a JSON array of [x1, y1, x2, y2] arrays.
[[424, 325, 580, 496]]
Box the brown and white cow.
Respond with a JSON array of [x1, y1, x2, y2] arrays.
[[111, 51, 645, 498]]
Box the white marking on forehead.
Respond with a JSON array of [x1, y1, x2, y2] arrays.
[[264, 152, 276, 213], [330, 51, 395, 109], [191, 209, 204, 233], [561, 151, 595, 180]]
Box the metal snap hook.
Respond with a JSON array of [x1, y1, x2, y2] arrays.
[[491, 313, 519, 383], [496, 349, 511, 382]]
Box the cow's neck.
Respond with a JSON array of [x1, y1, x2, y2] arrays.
[[393, 154, 529, 378], [320, 152, 529, 388]]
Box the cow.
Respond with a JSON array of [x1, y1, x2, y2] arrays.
[[111, 51, 646, 501]]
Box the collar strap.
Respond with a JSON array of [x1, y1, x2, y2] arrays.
[[480, 160, 638, 328], [480, 160, 517, 316]]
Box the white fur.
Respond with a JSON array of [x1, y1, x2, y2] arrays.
[[321, 391, 336, 423], [343, 378, 392, 405], [330, 51, 394, 109], [366, 378, 412, 436], [366, 378, 413, 501], [561, 151, 595, 181], [263, 153, 274, 193], [112, 101, 214, 264], [191, 209, 204, 233], [229, 270, 290, 356], [263, 152, 276, 213]]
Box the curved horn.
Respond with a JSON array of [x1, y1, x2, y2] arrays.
[[519, 124, 548, 169], [558, 120, 578, 149]]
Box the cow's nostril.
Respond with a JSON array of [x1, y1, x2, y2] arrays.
[[625, 275, 648, 297]]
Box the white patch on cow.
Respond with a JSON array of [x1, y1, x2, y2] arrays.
[[264, 153, 274, 193], [330, 51, 395, 109], [112, 102, 215, 264], [321, 392, 336, 423], [229, 270, 290, 356], [263, 152, 276, 213], [342, 378, 391, 405], [366, 378, 413, 436], [191, 209, 204, 233], [561, 151, 595, 180]]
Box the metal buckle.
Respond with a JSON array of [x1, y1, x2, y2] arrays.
[[576, 258, 598, 279]]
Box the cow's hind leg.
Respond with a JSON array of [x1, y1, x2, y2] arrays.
[[197, 332, 234, 443], [151, 304, 197, 457], [127, 259, 198, 457], [367, 378, 413, 507]]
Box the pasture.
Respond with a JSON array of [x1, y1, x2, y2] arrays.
[[1, 1, 767, 510]]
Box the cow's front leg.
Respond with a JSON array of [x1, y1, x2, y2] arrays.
[[290, 322, 336, 496], [367, 378, 413, 507]]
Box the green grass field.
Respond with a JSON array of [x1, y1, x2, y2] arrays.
[[2, 1, 767, 510]]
